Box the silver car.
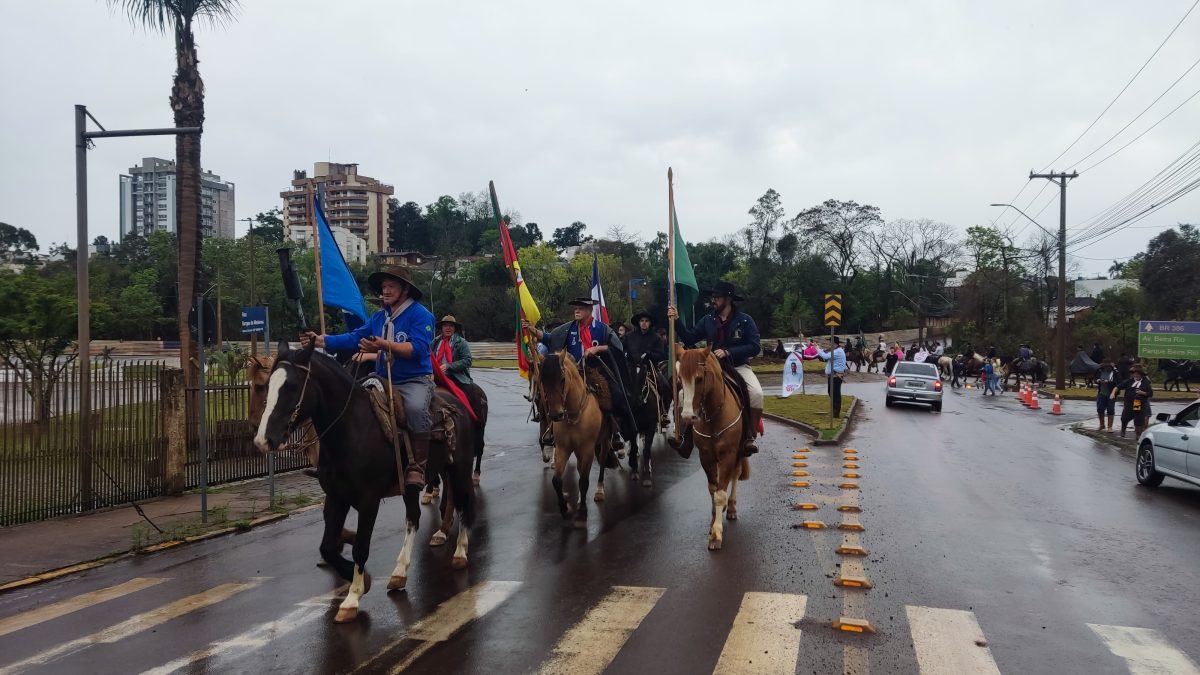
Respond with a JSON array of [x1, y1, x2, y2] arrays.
[[885, 361, 943, 412], [1136, 401, 1200, 488]]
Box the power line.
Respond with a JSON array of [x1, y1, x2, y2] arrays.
[[1036, 0, 1199, 172], [1068, 174, 1200, 252], [1078, 83, 1200, 173]]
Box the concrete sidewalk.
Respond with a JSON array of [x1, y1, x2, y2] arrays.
[[0, 471, 324, 589]]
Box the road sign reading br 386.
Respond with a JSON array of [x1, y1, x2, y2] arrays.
[[824, 293, 843, 328], [1138, 320, 1200, 360]]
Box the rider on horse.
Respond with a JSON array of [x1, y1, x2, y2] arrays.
[[303, 266, 435, 491], [666, 280, 764, 459], [624, 311, 671, 426], [524, 297, 636, 467]]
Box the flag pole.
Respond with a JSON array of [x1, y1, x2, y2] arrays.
[[490, 181, 534, 371], [667, 167, 678, 428], [311, 190, 327, 335]]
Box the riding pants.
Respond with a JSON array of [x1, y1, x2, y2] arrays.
[[393, 377, 434, 433], [735, 365, 764, 408]]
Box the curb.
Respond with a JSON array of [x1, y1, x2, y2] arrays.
[[764, 397, 860, 445], [0, 507, 312, 595]]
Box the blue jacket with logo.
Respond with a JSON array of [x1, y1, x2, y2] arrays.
[[675, 309, 761, 367], [324, 301, 434, 381]]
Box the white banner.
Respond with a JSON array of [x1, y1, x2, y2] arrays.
[[781, 352, 805, 397]]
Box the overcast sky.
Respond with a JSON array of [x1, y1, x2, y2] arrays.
[[2, 1, 1198, 277]]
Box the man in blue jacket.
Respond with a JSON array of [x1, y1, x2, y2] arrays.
[[301, 266, 435, 491], [666, 281, 763, 459]]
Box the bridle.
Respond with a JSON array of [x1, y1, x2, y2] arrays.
[[682, 353, 742, 440], [546, 357, 591, 426], [271, 359, 356, 453]]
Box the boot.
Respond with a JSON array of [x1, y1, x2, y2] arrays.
[[406, 432, 431, 490], [742, 408, 762, 457], [668, 427, 694, 460]]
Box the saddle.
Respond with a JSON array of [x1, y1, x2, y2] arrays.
[[362, 377, 461, 454], [585, 366, 613, 414]]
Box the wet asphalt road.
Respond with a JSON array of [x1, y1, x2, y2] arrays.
[[1, 370, 1198, 674]]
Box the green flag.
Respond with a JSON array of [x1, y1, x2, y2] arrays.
[[672, 212, 699, 328]]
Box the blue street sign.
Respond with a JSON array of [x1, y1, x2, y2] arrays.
[[631, 290, 638, 299], [241, 306, 268, 334], [1139, 320, 1200, 335]]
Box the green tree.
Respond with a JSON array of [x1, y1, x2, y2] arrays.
[[252, 208, 284, 242], [0, 222, 38, 255], [0, 272, 78, 429], [1138, 225, 1200, 319], [110, 0, 241, 389], [550, 222, 590, 252]]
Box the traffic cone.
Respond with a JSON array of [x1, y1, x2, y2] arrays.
[[1021, 384, 1029, 406], [1050, 394, 1062, 415], [1030, 389, 1041, 410]]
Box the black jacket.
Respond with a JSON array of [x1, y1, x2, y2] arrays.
[[1117, 377, 1153, 410], [675, 308, 761, 367], [624, 328, 666, 365]]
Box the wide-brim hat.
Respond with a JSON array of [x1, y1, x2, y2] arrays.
[[568, 297, 597, 308], [1130, 363, 1146, 374], [630, 311, 656, 326], [703, 280, 744, 301], [437, 315, 463, 331], [368, 266, 424, 300]]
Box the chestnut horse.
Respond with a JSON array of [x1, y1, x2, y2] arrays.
[[539, 350, 609, 525], [674, 345, 750, 550]]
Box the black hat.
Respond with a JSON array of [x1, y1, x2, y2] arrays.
[[368, 266, 424, 300], [568, 297, 596, 308], [832, 336, 841, 344], [630, 311, 656, 326], [704, 280, 744, 301]]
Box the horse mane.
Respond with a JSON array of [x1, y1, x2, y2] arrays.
[[279, 347, 356, 390], [540, 352, 562, 385]]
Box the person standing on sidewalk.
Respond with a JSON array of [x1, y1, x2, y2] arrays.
[[1116, 364, 1153, 438], [817, 336, 848, 417], [1094, 362, 1117, 431]]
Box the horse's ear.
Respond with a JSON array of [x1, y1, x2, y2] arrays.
[[701, 346, 711, 358], [295, 339, 316, 365], [277, 339, 290, 356]]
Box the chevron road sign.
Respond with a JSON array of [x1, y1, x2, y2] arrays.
[[824, 293, 843, 328]]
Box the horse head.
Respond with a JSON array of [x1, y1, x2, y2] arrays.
[[539, 350, 579, 422], [675, 344, 716, 426], [253, 340, 319, 454], [246, 354, 274, 432]]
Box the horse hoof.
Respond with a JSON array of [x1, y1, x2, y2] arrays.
[[708, 538, 723, 551], [430, 530, 448, 547], [387, 575, 407, 591], [617, 450, 627, 459], [316, 559, 328, 567], [630, 471, 640, 482], [727, 510, 738, 521], [363, 572, 372, 595], [451, 556, 468, 570], [472, 471, 481, 486], [594, 490, 605, 502], [334, 606, 358, 623], [642, 478, 653, 488], [420, 492, 433, 505]]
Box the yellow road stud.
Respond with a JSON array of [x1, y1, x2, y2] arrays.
[[793, 503, 819, 510], [836, 544, 868, 556], [792, 454, 808, 460], [799, 520, 826, 529], [790, 481, 810, 488], [832, 617, 877, 633], [838, 522, 865, 532], [843, 472, 860, 479], [839, 482, 859, 490], [833, 575, 873, 589], [791, 470, 809, 477], [843, 448, 858, 454], [843, 462, 859, 469], [792, 462, 808, 467], [837, 505, 863, 513], [796, 447, 811, 452]]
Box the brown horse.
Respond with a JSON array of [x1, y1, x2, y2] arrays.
[[674, 345, 750, 551], [539, 350, 609, 525]]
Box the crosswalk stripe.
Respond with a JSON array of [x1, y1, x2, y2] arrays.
[[537, 585, 665, 675], [139, 585, 348, 675], [0, 577, 169, 638], [0, 578, 267, 675], [714, 592, 808, 675], [1088, 623, 1200, 675], [906, 606, 1001, 675], [350, 580, 522, 675]]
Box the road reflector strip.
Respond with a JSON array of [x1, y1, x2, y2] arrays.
[[837, 505, 862, 513], [792, 462, 808, 467], [843, 472, 860, 479], [836, 544, 869, 556], [790, 481, 810, 488], [793, 503, 819, 510], [537, 586, 665, 675], [832, 617, 876, 633], [838, 522, 865, 532], [833, 575, 873, 589], [839, 482, 859, 490], [714, 592, 808, 675], [799, 520, 826, 529], [907, 606, 1002, 675], [1087, 623, 1200, 675], [791, 471, 809, 477]]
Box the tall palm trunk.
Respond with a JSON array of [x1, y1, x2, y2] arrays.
[[172, 20, 204, 388]]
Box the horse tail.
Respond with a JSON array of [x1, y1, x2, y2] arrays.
[[738, 457, 750, 481]]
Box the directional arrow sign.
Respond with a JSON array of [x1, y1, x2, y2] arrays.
[[1138, 320, 1200, 359], [824, 293, 843, 328]]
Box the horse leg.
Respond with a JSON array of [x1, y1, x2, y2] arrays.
[[628, 429, 640, 484], [430, 473, 452, 547], [578, 449, 594, 524], [708, 483, 727, 551], [592, 446, 605, 504], [552, 445, 570, 519], [387, 486, 422, 592], [727, 459, 742, 521], [640, 430, 654, 488], [319, 497, 355, 581], [334, 500, 379, 623]]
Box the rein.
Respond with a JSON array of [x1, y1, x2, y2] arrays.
[[275, 360, 357, 453], [687, 356, 742, 440]]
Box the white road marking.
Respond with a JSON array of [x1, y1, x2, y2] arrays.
[[906, 606, 1001, 675], [139, 586, 347, 675], [351, 580, 522, 674], [0, 577, 169, 638], [538, 585, 665, 675], [0, 578, 266, 675], [713, 591, 808, 675], [1088, 623, 1200, 675]]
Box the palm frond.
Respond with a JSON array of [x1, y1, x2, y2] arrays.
[[108, 0, 240, 32]]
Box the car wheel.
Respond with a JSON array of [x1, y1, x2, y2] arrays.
[[931, 401, 942, 412], [885, 396, 894, 408], [1136, 443, 1164, 487]]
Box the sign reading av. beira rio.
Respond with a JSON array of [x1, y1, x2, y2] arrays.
[[1137, 320, 1200, 360], [240, 306, 268, 335]]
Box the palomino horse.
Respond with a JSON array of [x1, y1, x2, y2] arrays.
[[253, 342, 477, 622], [674, 345, 750, 551], [539, 351, 609, 525], [867, 349, 888, 373]]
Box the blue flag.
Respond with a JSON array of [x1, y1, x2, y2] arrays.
[[314, 196, 369, 326]]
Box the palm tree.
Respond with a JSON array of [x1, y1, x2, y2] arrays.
[[109, 0, 239, 388]]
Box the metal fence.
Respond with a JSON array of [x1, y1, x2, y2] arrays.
[[0, 358, 310, 527]]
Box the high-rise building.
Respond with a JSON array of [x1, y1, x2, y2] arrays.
[[119, 157, 235, 240], [280, 162, 394, 254]]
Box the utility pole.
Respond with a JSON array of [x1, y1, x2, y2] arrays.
[[1029, 170, 1078, 391], [239, 216, 258, 356]]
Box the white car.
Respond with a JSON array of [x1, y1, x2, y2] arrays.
[[1136, 401, 1200, 488], [885, 361, 943, 412]]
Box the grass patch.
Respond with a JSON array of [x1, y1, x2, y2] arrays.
[[1041, 386, 1198, 401], [752, 360, 826, 374], [763, 394, 856, 440], [473, 359, 519, 369]]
